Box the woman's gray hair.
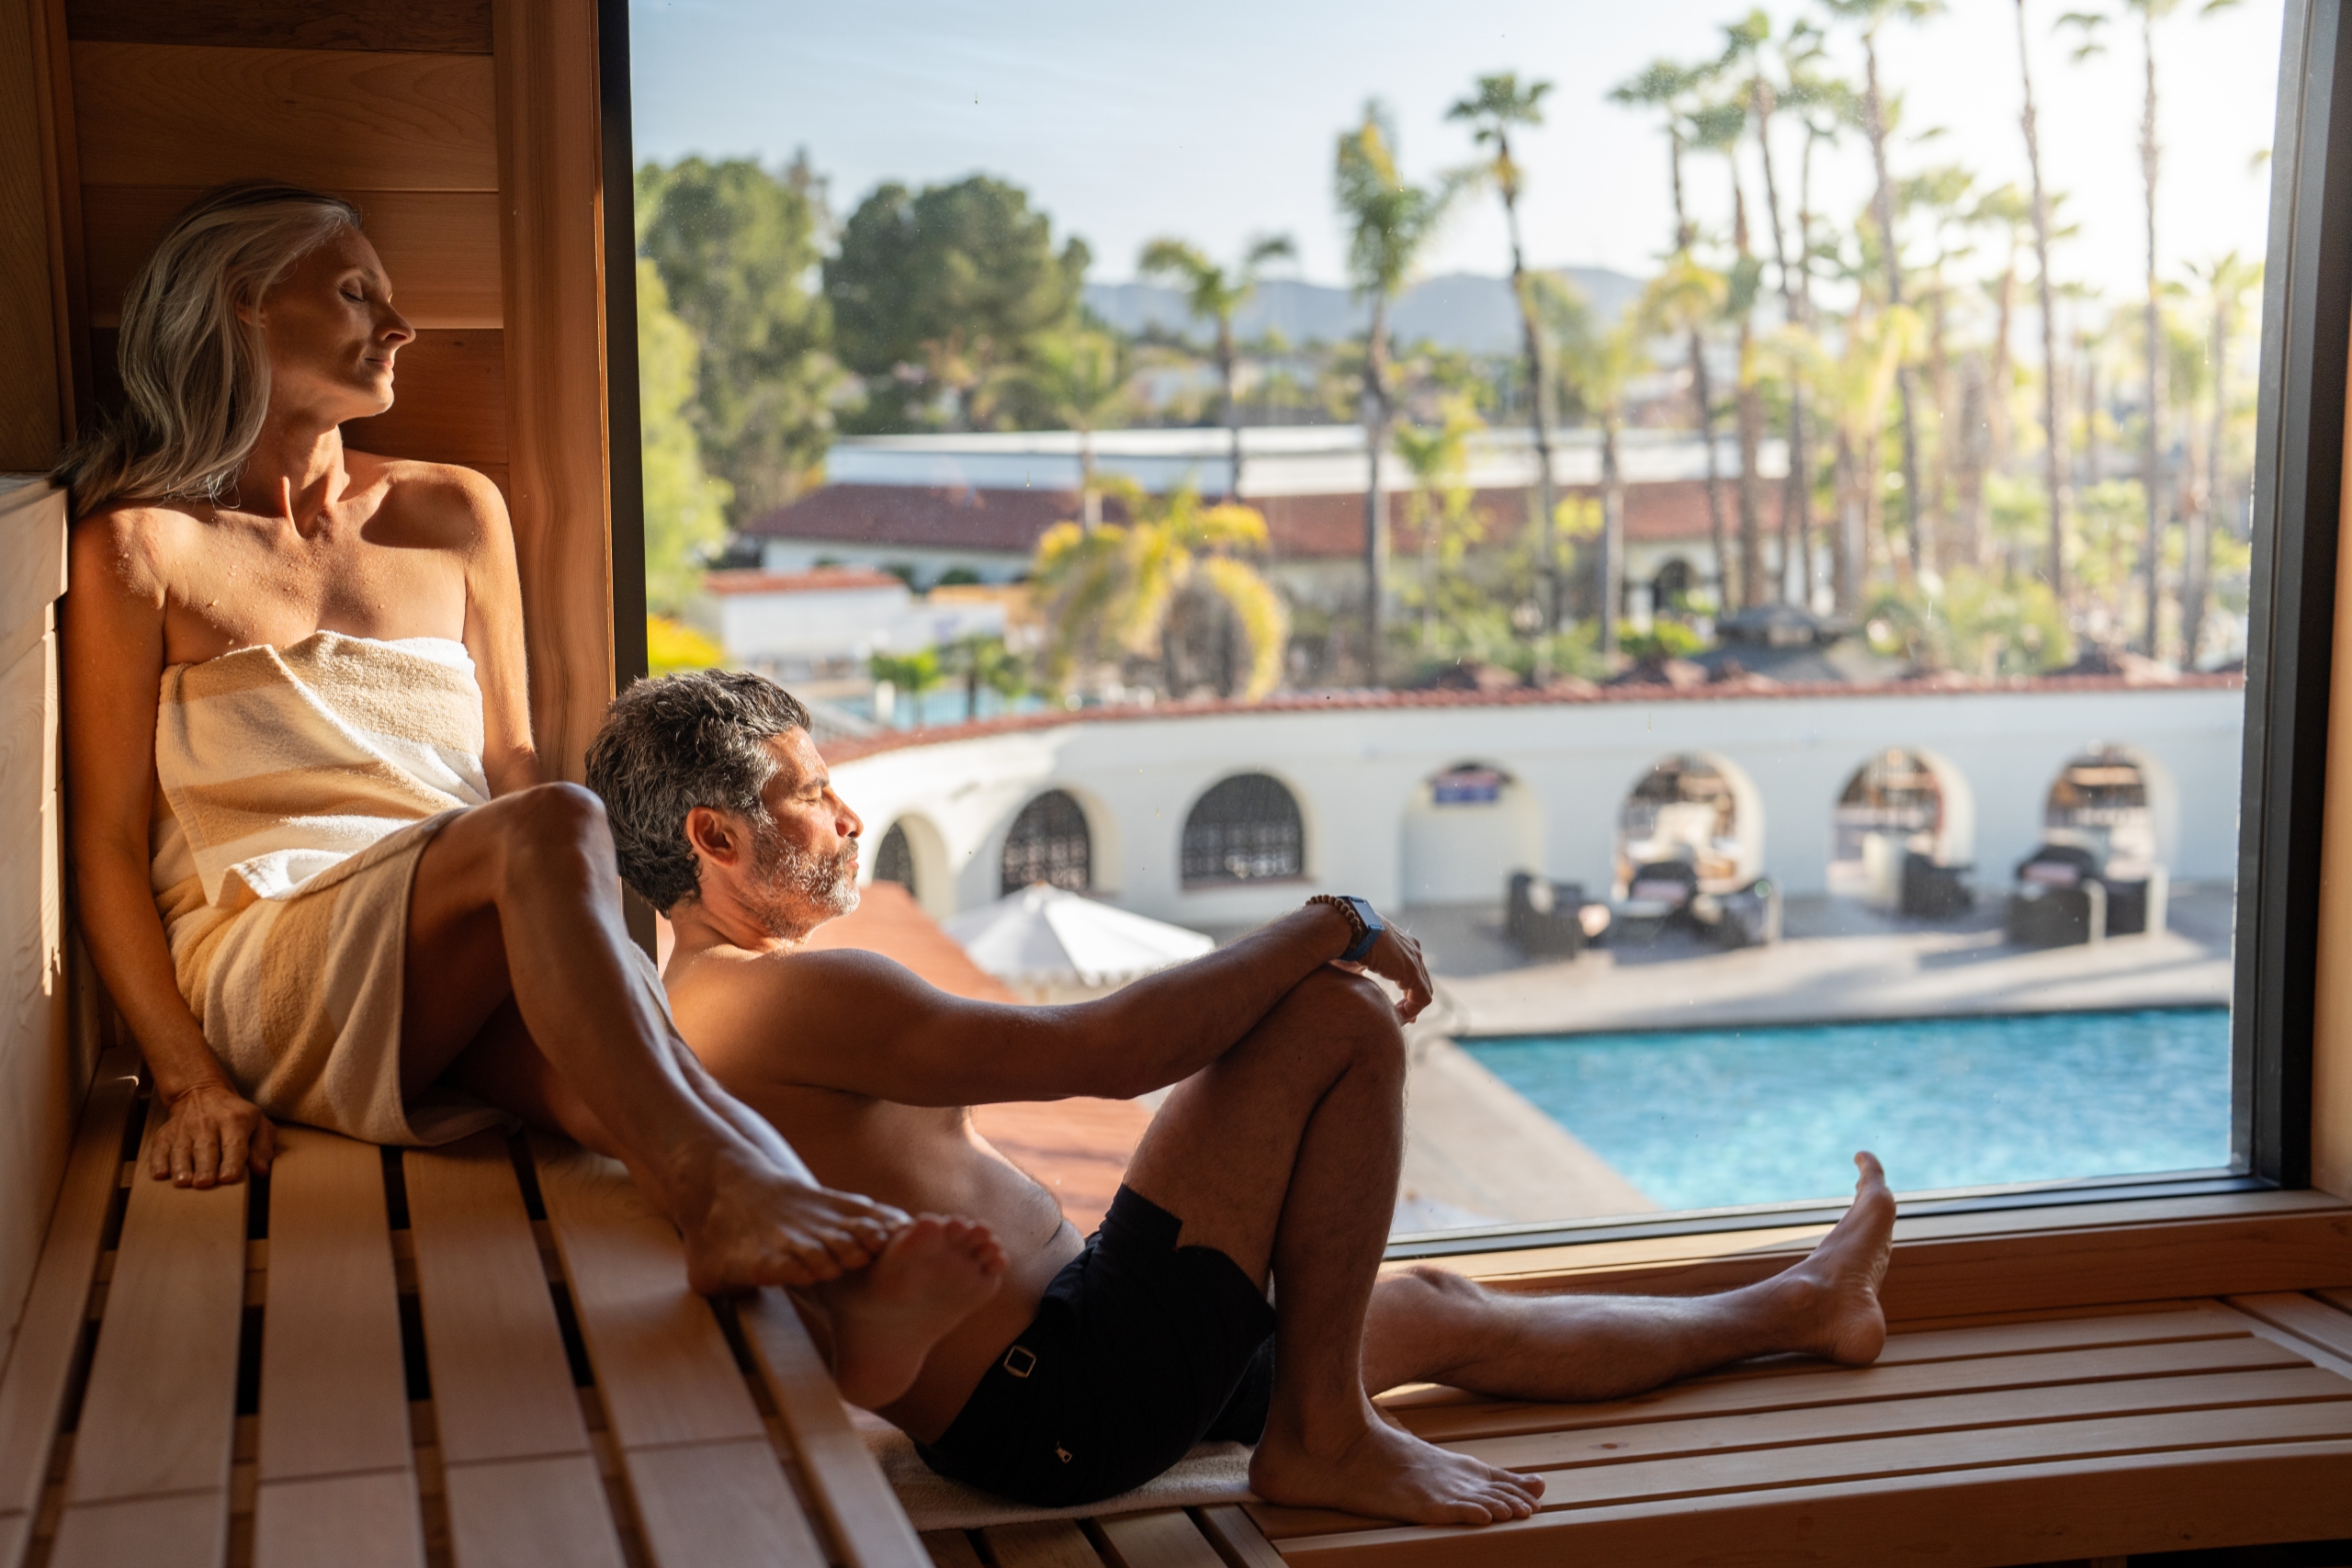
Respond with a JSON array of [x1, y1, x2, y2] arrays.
[[585, 671, 814, 912], [53, 181, 365, 519]]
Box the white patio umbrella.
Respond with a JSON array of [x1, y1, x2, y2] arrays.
[[944, 884, 1215, 998]]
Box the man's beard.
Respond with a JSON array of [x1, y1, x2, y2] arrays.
[[744, 819, 860, 939]]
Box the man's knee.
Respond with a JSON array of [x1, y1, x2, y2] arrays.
[[1288, 965, 1407, 1072]]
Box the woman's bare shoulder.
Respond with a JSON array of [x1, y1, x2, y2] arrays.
[[69, 501, 199, 602], [354, 453, 513, 551]]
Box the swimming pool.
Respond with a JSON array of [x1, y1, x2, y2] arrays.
[[1463, 1008, 2233, 1211]]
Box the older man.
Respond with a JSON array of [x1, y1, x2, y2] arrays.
[[578, 671, 1896, 1527]]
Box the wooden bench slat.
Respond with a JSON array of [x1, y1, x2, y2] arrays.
[[922, 1529, 988, 1568], [50, 1491, 228, 1568], [1194, 1506, 1289, 1568], [1251, 1398, 2352, 1538], [1095, 1509, 1232, 1568], [403, 1133, 588, 1466], [737, 1289, 932, 1568], [441, 1453, 628, 1568], [2226, 1292, 2352, 1379], [254, 1471, 425, 1568], [625, 1438, 829, 1568], [983, 1519, 1107, 1568], [1399, 1333, 2305, 1443], [526, 1138, 764, 1450], [1866, 1302, 2248, 1364], [1449, 1367, 2351, 1475], [1265, 1438, 2352, 1568], [258, 1129, 413, 1482], [64, 1101, 246, 1508], [0, 1050, 136, 1547]]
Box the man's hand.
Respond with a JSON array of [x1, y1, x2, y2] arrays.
[[1339, 918, 1433, 1023], [151, 1080, 277, 1189]]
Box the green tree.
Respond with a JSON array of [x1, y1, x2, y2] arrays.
[[1446, 72, 1559, 625], [1136, 234, 1295, 502], [2015, 0, 2071, 598], [2178, 252, 2260, 661], [1334, 103, 1464, 682], [992, 329, 1135, 527], [636, 157, 837, 526], [1392, 394, 1485, 654], [826, 175, 1090, 432], [635, 259, 731, 616]]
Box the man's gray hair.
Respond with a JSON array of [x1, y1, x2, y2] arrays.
[[586, 671, 812, 911]]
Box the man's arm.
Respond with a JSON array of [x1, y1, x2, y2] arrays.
[[683, 902, 1428, 1107]]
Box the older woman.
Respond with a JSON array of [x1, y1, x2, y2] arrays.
[[57, 184, 1003, 1387]]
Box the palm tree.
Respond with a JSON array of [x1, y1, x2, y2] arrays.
[[1611, 60, 1729, 611], [1690, 97, 1770, 608], [1136, 233, 1295, 502], [2179, 252, 2259, 663], [1447, 72, 1559, 627], [2015, 0, 2069, 599], [1334, 103, 1462, 683], [1824, 0, 1941, 575], [1030, 479, 1288, 700], [1392, 395, 1484, 653], [999, 329, 1134, 529]]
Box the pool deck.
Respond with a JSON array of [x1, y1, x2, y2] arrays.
[[1401, 884, 2233, 1039]]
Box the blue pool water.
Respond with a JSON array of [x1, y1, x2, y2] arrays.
[[1463, 1009, 2232, 1211]]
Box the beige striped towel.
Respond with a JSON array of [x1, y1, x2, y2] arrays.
[[151, 631, 503, 1145]]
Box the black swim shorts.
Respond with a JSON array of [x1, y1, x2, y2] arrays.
[[913, 1185, 1277, 1507]]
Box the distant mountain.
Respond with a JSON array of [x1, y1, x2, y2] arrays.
[[1083, 268, 1647, 355]]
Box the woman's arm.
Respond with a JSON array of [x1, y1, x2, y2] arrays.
[[449, 469, 538, 795], [62, 513, 277, 1188]]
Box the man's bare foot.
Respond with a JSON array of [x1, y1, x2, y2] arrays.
[[677, 1151, 910, 1295], [1777, 1151, 1896, 1366], [829, 1215, 1008, 1410], [1250, 1406, 1545, 1527]]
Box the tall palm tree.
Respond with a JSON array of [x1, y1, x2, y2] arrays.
[[2015, 0, 2069, 599], [1393, 395, 1484, 653], [1447, 72, 1559, 630], [2179, 251, 2259, 663], [1690, 97, 1770, 609], [1334, 102, 1461, 683], [1612, 60, 1729, 613], [1136, 233, 1295, 502], [999, 329, 1134, 529], [1824, 0, 1942, 576]]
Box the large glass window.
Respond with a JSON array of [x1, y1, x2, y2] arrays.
[[629, 0, 2289, 1235]]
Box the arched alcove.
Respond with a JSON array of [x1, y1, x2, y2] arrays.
[[1827, 747, 1976, 897], [1182, 773, 1306, 887], [1400, 761, 1544, 905], [2044, 747, 2162, 874], [1615, 753, 1764, 896], [1001, 789, 1091, 895], [869, 813, 952, 916]]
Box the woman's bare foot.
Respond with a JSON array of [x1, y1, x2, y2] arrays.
[[1775, 1151, 1896, 1366], [828, 1216, 1008, 1410], [1250, 1405, 1545, 1527], [677, 1151, 910, 1295]]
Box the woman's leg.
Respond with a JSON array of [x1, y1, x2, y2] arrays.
[[401, 784, 904, 1292]]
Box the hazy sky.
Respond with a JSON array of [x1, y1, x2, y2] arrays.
[[628, 0, 2286, 303]]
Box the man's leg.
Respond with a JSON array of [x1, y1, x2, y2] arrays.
[[1362, 1154, 1897, 1403], [1119, 966, 1543, 1528], [400, 784, 907, 1292]]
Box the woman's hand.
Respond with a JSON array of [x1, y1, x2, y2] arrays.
[[151, 1081, 277, 1188]]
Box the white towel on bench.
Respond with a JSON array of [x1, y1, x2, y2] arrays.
[[862, 1422, 1256, 1530]]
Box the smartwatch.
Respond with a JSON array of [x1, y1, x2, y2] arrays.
[[1309, 894, 1385, 963]]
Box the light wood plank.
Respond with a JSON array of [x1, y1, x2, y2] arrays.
[[342, 328, 506, 467], [2312, 297, 2352, 1203], [526, 1138, 763, 1450], [0, 484, 67, 639], [1871, 1301, 2249, 1363], [51, 1490, 227, 1568], [1094, 1511, 1231, 1568], [0, 1049, 136, 1524], [623, 1438, 827, 1568], [403, 1133, 587, 1466], [737, 1289, 931, 1568], [440, 1453, 626, 1568], [64, 1099, 246, 1507], [493, 0, 615, 781], [1397, 1333, 2306, 1445], [1193, 1507, 1288, 1568], [1251, 1400, 2352, 1539], [923, 1529, 987, 1568], [254, 1470, 424, 1568], [2316, 1286, 2352, 1315], [1268, 1438, 2352, 1568], [83, 187, 501, 328], [62, 0, 493, 53], [983, 1520, 1105, 1568], [257, 1128, 412, 1483], [2228, 1292, 2352, 1376], [72, 41, 497, 189]]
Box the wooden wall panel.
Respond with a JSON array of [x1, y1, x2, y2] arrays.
[[63, 0, 492, 53], [73, 42, 497, 190], [2313, 313, 2352, 1200], [0, 0, 65, 469], [84, 186, 502, 328], [494, 0, 614, 780], [343, 330, 508, 466]]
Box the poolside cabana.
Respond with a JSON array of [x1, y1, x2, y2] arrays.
[[2, 2, 2350, 1565]]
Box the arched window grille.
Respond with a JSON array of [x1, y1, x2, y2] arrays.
[[1182, 773, 1304, 886], [1001, 790, 1091, 895], [874, 821, 916, 897]]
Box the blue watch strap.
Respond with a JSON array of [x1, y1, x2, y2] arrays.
[[1340, 897, 1384, 962]]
